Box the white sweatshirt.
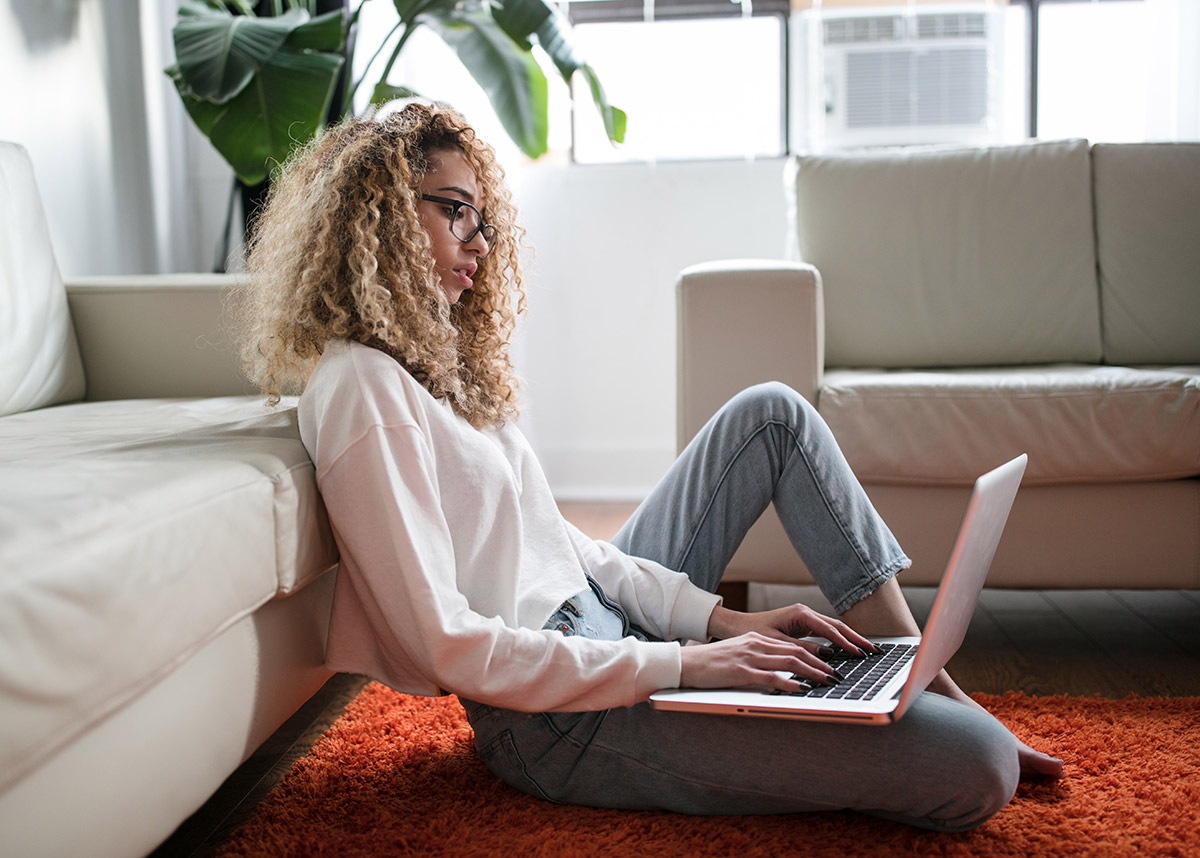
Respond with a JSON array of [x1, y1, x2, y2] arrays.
[[297, 340, 720, 712]]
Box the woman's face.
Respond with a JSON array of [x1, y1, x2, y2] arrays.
[[416, 148, 490, 305]]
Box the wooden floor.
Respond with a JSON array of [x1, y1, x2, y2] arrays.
[[150, 500, 1200, 858]]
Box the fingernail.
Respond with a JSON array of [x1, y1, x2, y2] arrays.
[[830, 668, 847, 681], [824, 673, 840, 686], [818, 646, 837, 659]]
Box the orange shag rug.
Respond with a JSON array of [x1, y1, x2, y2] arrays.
[[216, 685, 1200, 857]]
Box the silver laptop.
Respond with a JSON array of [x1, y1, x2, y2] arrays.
[[650, 454, 1027, 725]]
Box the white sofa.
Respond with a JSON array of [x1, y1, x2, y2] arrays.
[[0, 142, 339, 857], [678, 139, 1199, 590]]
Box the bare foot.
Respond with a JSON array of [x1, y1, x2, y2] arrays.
[[928, 672, 1063, 779], [1016, 739, 1064, 779], [838, 579, 1063, 779]]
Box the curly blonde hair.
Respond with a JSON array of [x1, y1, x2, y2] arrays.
[[231, 103, 526, 429]]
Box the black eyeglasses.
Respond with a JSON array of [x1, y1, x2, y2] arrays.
[[420, 194, 497, 257]]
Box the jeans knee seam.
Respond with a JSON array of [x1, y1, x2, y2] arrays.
[[780, 423, 901, 611], [675, 419, 795, 574]]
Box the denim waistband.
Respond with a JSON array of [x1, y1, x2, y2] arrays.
[[543, 576, 649, 642]]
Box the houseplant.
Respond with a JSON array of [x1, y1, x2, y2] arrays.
[[167, 0, 624, 190]]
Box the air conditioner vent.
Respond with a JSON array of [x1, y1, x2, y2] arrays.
[[809, 4, 1005, 150], [845, 47, 989, 128], [824, 15, 904, 45], [915, 12, 988, 40]]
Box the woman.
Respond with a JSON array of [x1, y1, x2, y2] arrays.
[[233, 103, 1060, 831]]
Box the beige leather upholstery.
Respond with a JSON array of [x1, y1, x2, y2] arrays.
[[0, 395, 337, 795], [820, 365, 1200, 486], [0, 140, 339, 858], [65, 274, 254, 400], [676, 260, 823, 449], [790, 139, 1102, 368], [678, 140, 1200, 591], [0, 142, 85, 415], [0, 571, 335, 858], [1093, 142, 1200, 364], [717, 480, 1200, 589]]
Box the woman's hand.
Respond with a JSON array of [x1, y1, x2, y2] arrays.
[[676, 603, 881, 692], [707, 603, 879, 656], [679, 632, 840, 692]]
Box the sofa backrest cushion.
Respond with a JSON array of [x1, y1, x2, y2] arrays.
[[0, 142, 85, 415], [1093, 142, 1200, 365], [789, 139, 1102, 368]]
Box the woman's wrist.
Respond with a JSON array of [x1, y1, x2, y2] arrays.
[[706, 604, 744, 640]]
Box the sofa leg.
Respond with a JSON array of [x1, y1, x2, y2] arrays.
[[715, 581, 749, 613]]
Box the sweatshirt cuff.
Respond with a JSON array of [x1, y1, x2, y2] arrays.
[[636, 640, 687, 696], [668, 583, 723, 643]]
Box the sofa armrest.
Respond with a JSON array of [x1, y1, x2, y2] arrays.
[[65, 274, 256, 401], [676, 260, 824, 452]]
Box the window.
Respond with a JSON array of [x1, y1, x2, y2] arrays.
[[356, 0, 1195, 166], [1011, 0, 1192, 143], [565, 0, 789, 162]]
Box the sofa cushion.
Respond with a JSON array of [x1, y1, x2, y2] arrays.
[[789, 139, 1102, 369], [818, 365, 1200, 486], [0, 396, 336, 791], [0, 142, 86, 416], [1093, 142, 1200, 365]]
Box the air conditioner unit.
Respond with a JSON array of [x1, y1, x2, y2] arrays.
[[807, 4, 1007, 150]]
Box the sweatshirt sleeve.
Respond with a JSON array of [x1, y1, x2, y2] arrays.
[[561, 520, 720, 644], [317, 423, 687, 711]]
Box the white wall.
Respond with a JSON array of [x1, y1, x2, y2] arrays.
[[0, 0, 230, 277], [508, 157, 790, 499], [1, 0, 154, 276]]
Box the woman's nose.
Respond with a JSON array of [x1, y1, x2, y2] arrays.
[[465, 227, 490, 258]]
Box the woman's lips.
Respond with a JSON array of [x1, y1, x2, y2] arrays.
[[453, 265, 475, 289]]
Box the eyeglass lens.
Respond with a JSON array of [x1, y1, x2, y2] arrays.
[[422, 195, 496, 255], [449, 202, 496, 247]]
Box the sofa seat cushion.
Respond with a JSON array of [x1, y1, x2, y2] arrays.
[[0, 396, 336, 791], [818, 365, 1200, 486]]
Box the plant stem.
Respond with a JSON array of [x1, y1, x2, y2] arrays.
[[377, 21, 418, 91], [376, 0, 445, 87], [348, 17, 405, 105]]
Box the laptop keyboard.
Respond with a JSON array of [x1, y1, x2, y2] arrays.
[[780, 642, 918, 700]]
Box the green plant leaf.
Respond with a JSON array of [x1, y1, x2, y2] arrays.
[[487, 0, 624, 145], [284, 8, 346, 51], [489, 0, 551, 51], [166, 63, 224, 138], [428, 8, 548, 158], [173, 6, 307, 103], [169, 47, 343, 184], [527, 5, 624, 144], [178, 1, 230, 18], [392, 0, 454, 22], [370, 82, 425, 108], [576, 64, 626, 144]]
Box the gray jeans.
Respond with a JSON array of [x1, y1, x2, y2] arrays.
[[461, 383, 1019, 831]]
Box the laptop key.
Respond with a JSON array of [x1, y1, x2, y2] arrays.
[[779, 643, 918, 699]]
